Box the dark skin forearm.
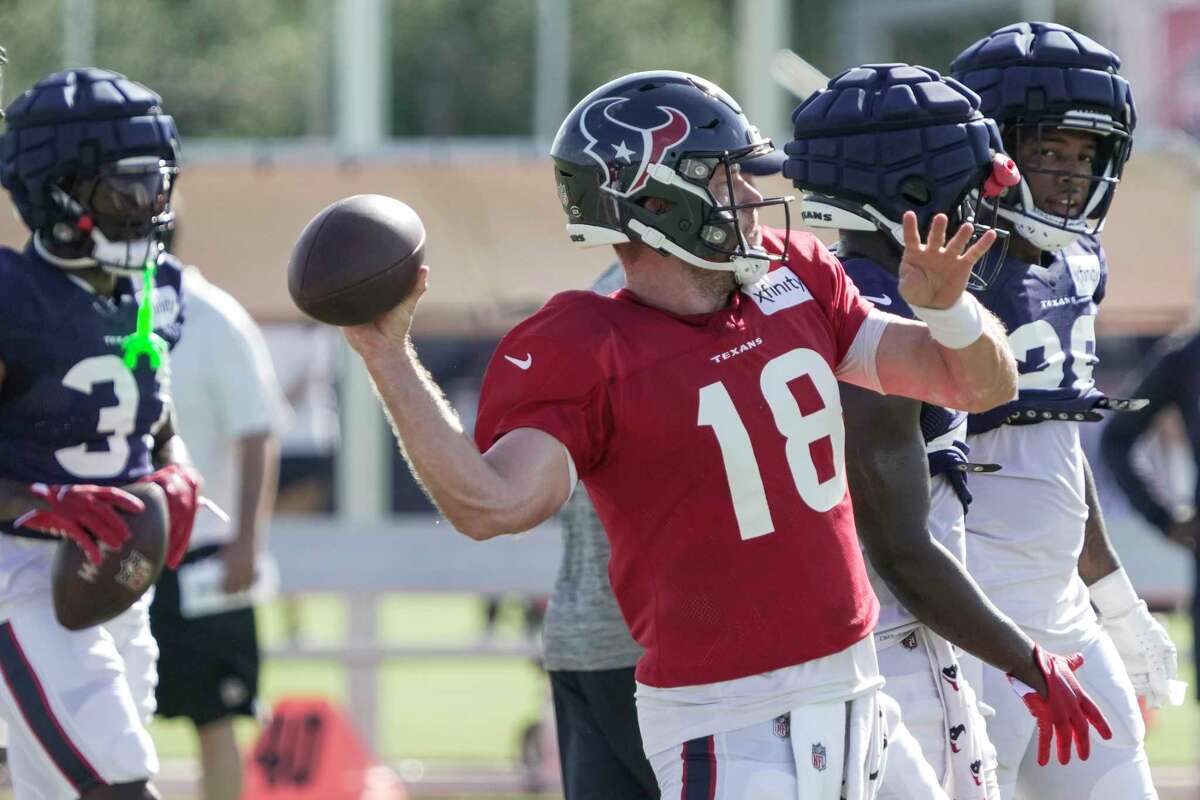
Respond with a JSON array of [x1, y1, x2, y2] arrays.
[[151, 410, 194, 471], [0, 480, 43, 519], [842, 384, 1046, 693], [1077, 454, 1121, 585]]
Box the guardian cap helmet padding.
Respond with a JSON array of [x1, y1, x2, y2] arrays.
[[1, 68, 180, 273], [784, 63, 1015, 253], [951, 22, 1135, 251]]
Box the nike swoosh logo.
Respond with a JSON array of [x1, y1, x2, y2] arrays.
[[862, 294, 893, 306], [504, 353, 533, 370]]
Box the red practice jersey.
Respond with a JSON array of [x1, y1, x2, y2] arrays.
[[474, 229, 880, 687]]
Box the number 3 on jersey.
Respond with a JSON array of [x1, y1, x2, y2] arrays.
[[55, 355, 140, 479], [698, 348, 845, 540]]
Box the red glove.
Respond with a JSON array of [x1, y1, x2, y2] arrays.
[[1009, 644, 1113, 766], [139, 464, 201, 569], [14, 483, 145, 565]]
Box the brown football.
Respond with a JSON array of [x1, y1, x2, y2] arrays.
[[287, 194, 426, 326], [51, 482, 168, 631]]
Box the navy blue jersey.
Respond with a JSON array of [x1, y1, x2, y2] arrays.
[[840, 253, 971, 482], [0, 244, 184, 488], [968, 236, 1108, 433]]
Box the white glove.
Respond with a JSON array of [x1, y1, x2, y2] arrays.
[[1091, 568, 1186, 708]]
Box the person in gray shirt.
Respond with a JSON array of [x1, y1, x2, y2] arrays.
[[545, 482, 655, 800], [544, 153, 785, 800]]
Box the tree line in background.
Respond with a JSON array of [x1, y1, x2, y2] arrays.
[[0, 0, 1093, 140]]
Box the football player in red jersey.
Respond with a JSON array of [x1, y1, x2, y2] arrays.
[[345, 71, 1106, 798]]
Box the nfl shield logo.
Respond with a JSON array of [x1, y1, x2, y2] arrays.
[[811, 743, 827, 771], [773, 714, 790, 739]]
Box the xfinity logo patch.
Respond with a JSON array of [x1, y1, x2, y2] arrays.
[[743, 267, 813, 315], [1066, 254, 1101, 299]]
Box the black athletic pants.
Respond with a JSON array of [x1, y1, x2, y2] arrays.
[[549, 667, 660, 800]]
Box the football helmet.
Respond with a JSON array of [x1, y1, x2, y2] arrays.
[[951, 22, 1135, 251], [784, 63, 1019, 283], [1, 68, 180, 273], [551, 70, 791, 285]]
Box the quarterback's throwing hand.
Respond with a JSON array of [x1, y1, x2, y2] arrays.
[[898, 211, 996, 310], [15, 483, 144, 565], [1010, 645, 1112, 766], [343, 265, 430, 360], [140, 464, 202, 569]]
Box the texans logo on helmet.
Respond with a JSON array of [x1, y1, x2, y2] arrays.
[[579, 97, 690, 197]]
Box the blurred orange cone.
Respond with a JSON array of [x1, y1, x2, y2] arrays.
[[243, 696, 408, 800]]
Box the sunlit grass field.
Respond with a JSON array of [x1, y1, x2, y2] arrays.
[[150, 593, 550, 767]]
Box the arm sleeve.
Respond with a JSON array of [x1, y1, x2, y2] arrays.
[[835, 309, 887, 394], [1099, 341, 1179, 533], [474, 310, 610, 478]]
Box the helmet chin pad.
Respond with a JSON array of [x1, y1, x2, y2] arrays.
[[625, 217, 772, 285], [87, 229, 163, 273], [998, 206, 1084, 251]]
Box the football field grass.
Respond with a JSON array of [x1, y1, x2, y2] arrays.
[[149, 593, 551, 768]]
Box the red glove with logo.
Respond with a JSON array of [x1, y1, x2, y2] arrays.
[[14, 483, 145, 565], [139, 464, 201, 569], [1009, 644, 1113, 766]]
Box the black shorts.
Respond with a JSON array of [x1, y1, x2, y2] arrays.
[[149, 545, 261, 727], [550, 667, 660, 800]]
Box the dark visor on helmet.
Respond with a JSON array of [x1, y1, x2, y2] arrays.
[[67, 158, 177, 242]]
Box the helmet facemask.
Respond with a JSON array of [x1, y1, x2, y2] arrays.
[[617, 143, 792, 285], [40, 156, 177, 274], [995, 118, 1131, 252]]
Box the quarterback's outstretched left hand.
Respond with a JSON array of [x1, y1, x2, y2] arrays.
[[899, 211, 996, 310], [140, 464, 201, 569], [1010, 645, 1112, 766]]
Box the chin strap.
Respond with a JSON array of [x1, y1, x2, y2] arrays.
[[626, 219, 770, 285], [121, 260, 169, 370]]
